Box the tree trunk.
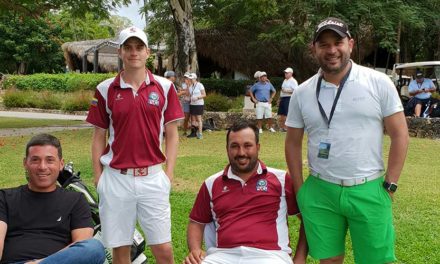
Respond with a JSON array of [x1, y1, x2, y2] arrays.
[[168, 0, 198, 80], [395, 21, 401, 64]]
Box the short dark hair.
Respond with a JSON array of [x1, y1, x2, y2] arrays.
[[226, 120, 259, 145], [26, 134, 62, 159]]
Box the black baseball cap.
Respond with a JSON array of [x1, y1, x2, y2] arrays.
[[313, 17, 352, 43]]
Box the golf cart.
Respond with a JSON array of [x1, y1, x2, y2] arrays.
[[391, 61, 440, 117]]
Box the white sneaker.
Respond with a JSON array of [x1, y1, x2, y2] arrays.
[[259, 128, 263, 134], [269, 127, 276, 133]]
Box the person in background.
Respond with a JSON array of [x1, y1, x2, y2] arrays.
[[285, 17, 408, 264], [187, 73, 206, 139], [408, 70, 436, 117], [278, 67, 298, 132], [250, 71, 277, 133], [165, 70, 191, 134]]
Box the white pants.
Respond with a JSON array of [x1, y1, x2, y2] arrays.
[[97, 165, 171, 248], [203, 246, 293, 264], [255, 102, 273, 119]]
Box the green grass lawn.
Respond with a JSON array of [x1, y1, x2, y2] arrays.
[[0, 117, 85, 129], [0, 128, 439, 263]]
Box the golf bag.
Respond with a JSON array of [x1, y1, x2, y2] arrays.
[[58, 162, 148, 264]]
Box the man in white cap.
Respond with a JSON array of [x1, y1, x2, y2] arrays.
[[277, 67, 298, 132], [250, 71, 277, 133], [408, 70, 436, 117], [285, 17, 408, 264], [87, 26, 184, 264]]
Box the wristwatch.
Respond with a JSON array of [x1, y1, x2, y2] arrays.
[[383, 181, 398, 193]]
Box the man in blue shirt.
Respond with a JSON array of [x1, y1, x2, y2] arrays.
[[408, 71, 436, 117], [250, 72, 277, 133]]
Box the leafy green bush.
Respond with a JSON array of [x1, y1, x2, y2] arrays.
[[200, 77, 284, 97], [2, 73, 115, 92], [228, 95, 244, 112], [204, 93, 232, 112], [62, 90, 94, 112]]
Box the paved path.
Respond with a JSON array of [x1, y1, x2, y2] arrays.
[[0, 111, 87, 120], [0, 110, 90, 137]]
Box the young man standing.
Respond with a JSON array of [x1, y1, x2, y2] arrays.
[[285, 17, 409, 264], [87, 26, 183, 264]]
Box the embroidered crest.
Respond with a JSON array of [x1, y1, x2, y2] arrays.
[[148, 92, 159, 106], [115, 93, 123, 101], [256, 179, 268, 192], [222, 185, 230, 193]]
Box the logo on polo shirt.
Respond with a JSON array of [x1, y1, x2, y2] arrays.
[[116, 93, 124, 101], [256, 179, 268, 192], [148, 92, 160, 106], [222, 185, 230, 193]]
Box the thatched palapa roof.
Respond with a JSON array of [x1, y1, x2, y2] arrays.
[[61, 39, 120, 72]]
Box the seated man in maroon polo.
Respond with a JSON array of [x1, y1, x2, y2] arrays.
[[184, 120, 307, 264]]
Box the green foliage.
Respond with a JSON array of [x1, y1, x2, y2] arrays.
[[3, 89, 92, 111], [204, 93, 232, 112], [62, 90, 94, 112], [3, 73, 115, 92], [201, 78, 249, 97], [0, 12, 65, 74]]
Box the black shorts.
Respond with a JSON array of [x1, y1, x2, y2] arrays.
[[277, 97, 291, 116], [190, 105, 204, 115]]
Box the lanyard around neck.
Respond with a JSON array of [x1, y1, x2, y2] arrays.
[[316, 65, 352, 129]]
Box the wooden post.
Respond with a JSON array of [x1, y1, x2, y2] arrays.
[[82, 54, 88, 73], [93, 50, 99, 73]]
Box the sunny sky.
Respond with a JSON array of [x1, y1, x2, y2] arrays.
[[112, 1, 145, 29]]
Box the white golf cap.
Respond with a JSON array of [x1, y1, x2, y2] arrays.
[[254, 71, 261, 79], [284, 67, 294, 73], [259, 71, 267, 77], [189, 73, 197, 79], [118, 26, 148, 47], [184, 72, 191, 78]]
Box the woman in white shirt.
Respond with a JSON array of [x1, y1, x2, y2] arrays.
[[188, 73, 206, 139]]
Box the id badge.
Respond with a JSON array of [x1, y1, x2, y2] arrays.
[[317, 139, 331, 159]]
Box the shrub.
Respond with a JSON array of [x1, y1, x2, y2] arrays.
[[2, 73, 115, 92], [34, 91, 63, 109], [61, 90, 94, 112], [200, 77, 284, 97], [228, 96, 244, 112], [204, 93, 232, 112], [3, 89, 31, 108]]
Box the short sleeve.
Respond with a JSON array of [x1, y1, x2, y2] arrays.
[[408, 80, 417, 93], [270, 83, 276, 92], [164, 83, 184, 124], [285, 92, 305, 128], [379, 76, 404, 117], [70, 193, 93, 230], [86, 90, 110, 129], [189, 183, 213, 224]]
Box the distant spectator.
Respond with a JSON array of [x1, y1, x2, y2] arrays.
[[250, 72, 276, 133], [180, 72, 192, 136], [188, 73, 206, 139], [408, 71, 436, 117], [278, 67, 298, 132]]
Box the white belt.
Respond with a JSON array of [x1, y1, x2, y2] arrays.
[[310, 170, 383, 187], [110, 164, 162, 177]]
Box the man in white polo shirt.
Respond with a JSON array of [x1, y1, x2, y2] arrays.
[[278, 67, 298, 132], [184, 120, 307, 264], [285, 17, 409, 264], [87, 26, 184, 264]]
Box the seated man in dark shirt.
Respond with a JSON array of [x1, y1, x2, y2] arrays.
[[0, 134, 105, 264]]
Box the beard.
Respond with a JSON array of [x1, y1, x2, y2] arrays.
[[318, 52, 351, 75], [229, 155, 259, 176]]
